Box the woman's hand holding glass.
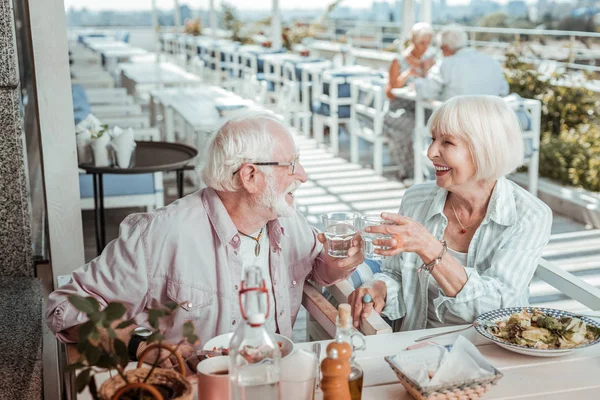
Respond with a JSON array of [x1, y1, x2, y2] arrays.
[[364, 212, 437, 258]]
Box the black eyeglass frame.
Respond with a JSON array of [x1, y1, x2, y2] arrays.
[[233, 156, 299, 176]]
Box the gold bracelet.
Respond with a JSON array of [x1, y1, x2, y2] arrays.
[[418, 240, 447, 273]]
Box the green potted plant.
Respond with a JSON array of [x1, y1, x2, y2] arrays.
[[66, 295, 198, 400]]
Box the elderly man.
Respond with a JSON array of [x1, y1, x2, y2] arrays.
[[46, 111, 363, 365], [414, 25, 509, 101]]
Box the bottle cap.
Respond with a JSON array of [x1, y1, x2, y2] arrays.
[[338, 303, 352, 328]]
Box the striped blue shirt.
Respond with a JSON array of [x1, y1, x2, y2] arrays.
[[373, 177, 552, 331]]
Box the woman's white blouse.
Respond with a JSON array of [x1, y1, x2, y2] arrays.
[[373, 177, 552, 331]]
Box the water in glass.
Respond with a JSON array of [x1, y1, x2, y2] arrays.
[[360, 215, 393, 260], [324, 223, 357, 258]]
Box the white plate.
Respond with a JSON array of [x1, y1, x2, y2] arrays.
[[203, 332, 295, 358], [475, 307, 600, 357]]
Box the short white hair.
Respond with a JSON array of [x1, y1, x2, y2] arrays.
[[428, 95, 524, 181], [201, 111, 288, 192], [410, 22, 434, 43], [437, 24, 468, 52]]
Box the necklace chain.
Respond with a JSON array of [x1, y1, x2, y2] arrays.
[[238, 227, 264, 257], [450, 198, 483, 234]]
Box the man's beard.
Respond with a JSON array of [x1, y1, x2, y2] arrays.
[[258, 177, 297, 218]]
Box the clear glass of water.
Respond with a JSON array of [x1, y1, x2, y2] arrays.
[[360, 214, 394, 260], [321, 212, 359, 258]]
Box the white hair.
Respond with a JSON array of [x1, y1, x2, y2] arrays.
[[428, 95, 525, 181], [410, 22, 434, 43], [437, 24, 468, 52], [201, 110, 289, 192]]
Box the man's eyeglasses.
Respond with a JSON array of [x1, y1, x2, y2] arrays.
[[233, 156, 299, 176]]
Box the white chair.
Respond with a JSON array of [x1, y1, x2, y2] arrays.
[[350, 78, 400, 176], [313, 67, 383, 155]]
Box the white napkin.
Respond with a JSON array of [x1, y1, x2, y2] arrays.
[[90, 133, 111, 167], [388, 336, 496, 388], [76, 130, 93, 164], [429, 336, 496, 386], [109, 127, 136, 168]]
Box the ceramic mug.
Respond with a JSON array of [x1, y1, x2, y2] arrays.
[[196, 355, 229, 400]]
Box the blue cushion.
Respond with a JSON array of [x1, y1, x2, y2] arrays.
[[514, 106, 532, 131], [523, 138, 536, 159], [79, 173, 158, 198], [256, 73, 276, 92], [292, 58, 324, 81], [72, 84, 90, 125], [312, 102, 351, 119], [323, 82, 351, 98]]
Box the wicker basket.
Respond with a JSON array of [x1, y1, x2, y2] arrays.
[[99, 343, 193, 400], [384, 356, 503, 400]]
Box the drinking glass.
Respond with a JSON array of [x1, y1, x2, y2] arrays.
[[360, 214, 394, 260], [321, 212, 359, 258]]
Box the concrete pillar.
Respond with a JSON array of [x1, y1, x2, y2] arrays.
[[210, 0, 217, 39], [0, 0, 33, 277], [420, 0, 432, 24], [402, 0, 414, 45], [174, 0, 181, 27], [271, 0, 282, 50]]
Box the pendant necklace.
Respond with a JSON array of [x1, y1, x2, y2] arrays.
[[450, 198, 483, 234], [238, 227, 264, 257]]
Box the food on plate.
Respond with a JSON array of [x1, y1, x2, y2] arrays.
[[487, 309, 600, 349]]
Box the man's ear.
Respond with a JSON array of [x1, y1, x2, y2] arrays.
[[238, 164, 262, 194]]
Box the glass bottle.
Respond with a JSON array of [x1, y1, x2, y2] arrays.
[[229, 266, 281, 400], [331, 303, 365, 400]]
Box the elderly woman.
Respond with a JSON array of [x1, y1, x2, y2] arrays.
[[384, 22, 436, 180], [349, 95, 552, 330]]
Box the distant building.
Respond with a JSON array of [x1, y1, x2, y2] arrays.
[[372, 1, 392, 22], [506, 0, 528, 18]]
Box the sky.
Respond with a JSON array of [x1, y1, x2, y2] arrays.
[[63, 0, 478, 12]]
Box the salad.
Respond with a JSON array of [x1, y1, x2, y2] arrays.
[[487, 309, 600, 349]]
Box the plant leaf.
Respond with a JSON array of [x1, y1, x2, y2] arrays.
[[76, 368, 92, 393], [187, 334, 199, 346], [78, 320, 96, 342], [88, 311, 104, 324], [116, 319, 136, 330], [147, 309, 166, 330], [96, 354, 115, 369], [113, 339, 129, 368], [104, 302, 127, 322], [164, 301, 179, 311], [68, 295, 98, 315], [84, 345, 101, 365], [88, 375, 98, 400], [65, 362, 85, 373], [147, 332, 165, 344], [182, 321, 198, 345]]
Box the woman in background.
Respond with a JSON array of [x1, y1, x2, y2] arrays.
[[384, 22, 435, 181]]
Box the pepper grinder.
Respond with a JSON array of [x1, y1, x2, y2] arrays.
[[320, 348, 351, 400]]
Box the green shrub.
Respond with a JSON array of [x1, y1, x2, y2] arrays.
[[539, 124, 600, 192], [504, 52, 600, 137]]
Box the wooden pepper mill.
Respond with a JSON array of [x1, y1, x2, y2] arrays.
[[320, 348, 351, 400]]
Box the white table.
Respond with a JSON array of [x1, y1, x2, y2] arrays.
[[119, 62, 203, 96], [299, 325, 600, 399], [73, 324, 600, 399]]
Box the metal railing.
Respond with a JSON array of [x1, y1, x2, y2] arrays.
[[303, 18, 600, 72]]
